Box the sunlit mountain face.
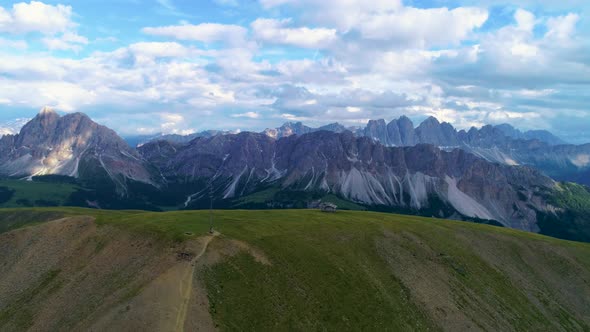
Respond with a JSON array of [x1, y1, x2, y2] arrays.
[[0, 0, 589, 144]]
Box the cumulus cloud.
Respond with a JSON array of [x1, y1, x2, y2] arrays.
[[266, 85, 424, 125], [356, 7, 488, 48], [42, 32, 88, 52], [232, 111, 260, 118], [0, 1, 589, 142], [0, 1, 89, 53], [0, 37, 27, 49], [545, 13, 579, 41], [432, 8, 590, 88], [258, 0, 487, 50], [142, 22, 248, 46], [260, 0, 403, 32], [252, 18, 337, 48], [0, 1, 74, 34]]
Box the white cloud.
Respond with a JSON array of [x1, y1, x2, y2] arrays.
[[161, 113, 184, 123], [252, 18, 337, 48], [514, 9, 536, 32], [0, 1, 587, 141], [232, 112, 260, 118], [0, 1, 74, 35], [158, 112, 196, 134], [142, 22, 248, 46], [42, 32, 88, 52], [0, 2, 88, 52], [0, 78, 97, 112], [357, 7, 488, 48], [545, 13, 579, 41], [258, 1, 487, 51], [510, 43, 538, 57], [128, 42, 190, 58], [259, 0, 403, 32], [0, 37, 27, 49]]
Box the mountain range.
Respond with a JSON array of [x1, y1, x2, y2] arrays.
[[128, 115, 589, 186], [1, 108, 589, 242]]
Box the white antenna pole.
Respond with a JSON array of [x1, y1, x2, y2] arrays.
[[209, 182, 214, 234]]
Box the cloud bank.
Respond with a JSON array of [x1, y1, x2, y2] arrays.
[[0, 0, 588, 143]]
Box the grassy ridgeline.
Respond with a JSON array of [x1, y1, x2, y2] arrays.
[[0, 208, 589, 331]]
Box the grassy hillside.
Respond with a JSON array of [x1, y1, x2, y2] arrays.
[[0, 180, 80, 208], [1, 208, 589, 331], [2, 177, 590, 244], [537, 182, 590, 242]]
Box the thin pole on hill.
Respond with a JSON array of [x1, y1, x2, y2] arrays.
[[209, 182, 214, 234]]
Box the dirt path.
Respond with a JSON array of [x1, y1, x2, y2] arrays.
[[175, 231, 219, 332]]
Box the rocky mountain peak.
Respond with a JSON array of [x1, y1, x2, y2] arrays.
[[39, 106, 57, 115], [422, 116, 440, 125], [0, 111, 156, 191], [396, 115, 414, 126], [319, 122, 348, 133]]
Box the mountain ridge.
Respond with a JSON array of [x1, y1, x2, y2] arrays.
[[139, 130, 562, 233], [1, 109, 589, 242], [132, 114, 587, 185]]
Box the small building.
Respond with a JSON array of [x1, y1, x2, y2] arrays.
[[320, 202, 337, 213]]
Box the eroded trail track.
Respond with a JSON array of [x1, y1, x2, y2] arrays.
[[175, 231, 219, 332]]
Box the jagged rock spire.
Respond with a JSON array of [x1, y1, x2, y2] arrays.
[[39, 106, 57, 115]]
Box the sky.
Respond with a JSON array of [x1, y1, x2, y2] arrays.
[[0, 0, 589, 143]]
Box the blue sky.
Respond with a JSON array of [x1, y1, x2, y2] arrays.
[[0, 0, 589, 143]]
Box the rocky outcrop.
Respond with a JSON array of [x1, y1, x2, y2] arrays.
[[0, 107, 156, 192], [415, 116, 459, 146], [354, 117, 587, 185], [263, 122, 315, 139]]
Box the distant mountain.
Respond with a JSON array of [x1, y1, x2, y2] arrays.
[[494, 124, 566, 145], [138, 130, 589, 239], [263, 122, 315, 139], [347, 116, 590, 185], [0, 107, 157, 193], [263, 121, 358, 139], [258, 117, 588, 186], [355, 116, 567, 147], [318, 122, 349, 133], [123, 133, 165, 148], [125, 130, 239, 147], [263, 117, 567, 147]]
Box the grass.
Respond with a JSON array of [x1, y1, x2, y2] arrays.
[[0, 269, 62, 330], [233, 187, 366, 210], [536, 182, 590, 242], [1, 208, 590, 330], [235, 187, 280, 204], [0, 180, 79, 208], [320, 194, 366, 210]]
